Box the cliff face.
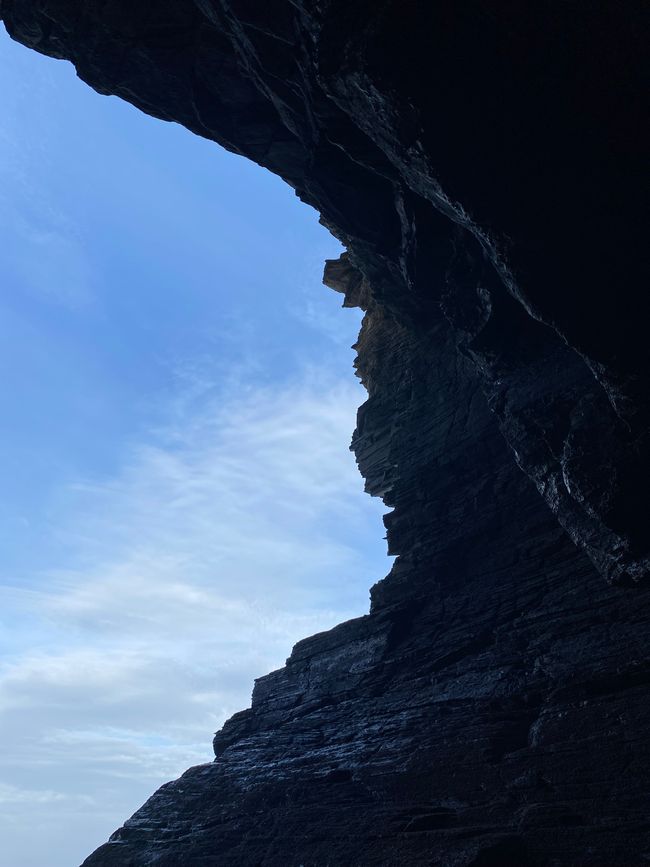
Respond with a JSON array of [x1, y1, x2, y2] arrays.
[[2, 2, 649, 865]]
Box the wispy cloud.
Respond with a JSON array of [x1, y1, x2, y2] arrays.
[[0, 367, 388, 865], [0, 28, 387, 867], [0, 39, 96, 311]]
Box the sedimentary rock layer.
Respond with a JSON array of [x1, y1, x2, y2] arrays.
[[2, 2, 648, 864]]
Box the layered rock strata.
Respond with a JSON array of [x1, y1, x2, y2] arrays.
[[2, 2, 648, 864]]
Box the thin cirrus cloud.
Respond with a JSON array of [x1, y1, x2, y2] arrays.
[[0, 24, 390, 867], [0, 366, 389, 865], [0, 88, 94, 311]]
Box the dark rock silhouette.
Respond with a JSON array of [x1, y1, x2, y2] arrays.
[[2, 2, 648, 864]]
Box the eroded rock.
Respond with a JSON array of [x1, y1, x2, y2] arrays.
[[2, 2, 648, 864]]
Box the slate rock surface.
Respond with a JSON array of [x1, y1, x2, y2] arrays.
[[2, 2, 649, 865]]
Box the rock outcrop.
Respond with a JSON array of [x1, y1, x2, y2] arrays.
[[2, 2, 648, 864]]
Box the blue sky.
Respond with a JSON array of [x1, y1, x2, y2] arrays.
[[0, 28, 388, 867]]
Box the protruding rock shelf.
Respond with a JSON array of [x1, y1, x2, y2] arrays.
[[3, 2, 648, 864]]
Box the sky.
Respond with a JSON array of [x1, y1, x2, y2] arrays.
[[0, 28, 389, 867]]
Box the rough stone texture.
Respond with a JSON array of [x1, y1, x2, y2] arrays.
[[2, 2, 649, 865]]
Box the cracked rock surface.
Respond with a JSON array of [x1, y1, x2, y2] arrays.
[[2, 2, 649, 864]]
